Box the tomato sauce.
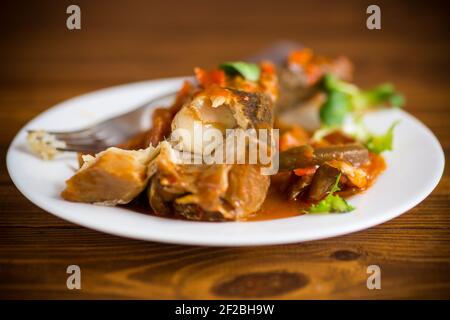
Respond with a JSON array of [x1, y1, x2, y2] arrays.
[[247, 152, 386, 221]]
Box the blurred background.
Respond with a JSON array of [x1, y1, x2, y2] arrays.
[[1, 0, 449, 299], [1, 1, 448, 92], [1, 0, 449, 146]]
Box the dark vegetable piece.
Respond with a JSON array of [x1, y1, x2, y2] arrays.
[[314, 143, 369, 167], [287, 174, 313, 201], [308, 164, 340, 201], [306, 173, 355, 214], [279, 145, 315, 171], [279, 143, 369, 171]]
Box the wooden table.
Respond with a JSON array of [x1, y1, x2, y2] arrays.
[[1, 0, 449, 299]]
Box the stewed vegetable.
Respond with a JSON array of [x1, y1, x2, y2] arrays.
[[279, 143, 369, 171]]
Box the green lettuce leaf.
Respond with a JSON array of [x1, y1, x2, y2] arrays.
[[366, 120, 400, 154], [319, 91, 351, 126], [319, 74, 405, 126], [219, 61, 261, 82], [306, 174, 355, 214]]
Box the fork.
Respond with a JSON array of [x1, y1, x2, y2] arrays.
[[28, 90, 178, 153], [28, 41, 301, 153]]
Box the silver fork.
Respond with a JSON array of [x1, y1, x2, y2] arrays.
[[28, 90, 178, 153], [28, 41, 301, 153]]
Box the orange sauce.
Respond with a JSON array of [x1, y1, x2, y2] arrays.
[[246, 185, 307, 221], [126, 153, 387, 221], [246, 173, 308, 221], [363, 152, 387, 188], [247, 152, 386, 221]]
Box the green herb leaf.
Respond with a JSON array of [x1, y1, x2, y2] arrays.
[[323, 74, 359, 95], [311, 127, 339, 143], [319, 91, 351, 126], [219, 61, 261, 82], [357, 83, 405, 110], [319, 74, 405, 126], [389, 93, 405, 108], [366, 120, 400, 154], [306, 173, 355, 214]]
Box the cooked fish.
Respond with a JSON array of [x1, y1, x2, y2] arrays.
[[277, 49, 353, 113], [224, 164, 270, 216], [62, 146, 158, 205], [171, 85, 274, 155], [147, 142, 269, 221]]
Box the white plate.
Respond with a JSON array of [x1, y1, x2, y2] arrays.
[[6, 77, 445, 246]]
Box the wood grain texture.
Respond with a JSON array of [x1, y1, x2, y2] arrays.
[[0, 0, 449, 299]]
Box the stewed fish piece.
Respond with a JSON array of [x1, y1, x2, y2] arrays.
[[171, 85, 274, 155], [277, 48, 354, 112], [61, 147, 158, 205], [147, 142, 270, 221]]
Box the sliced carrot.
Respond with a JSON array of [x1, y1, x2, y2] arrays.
[[194, 67, 226, 88], [279, 126, 310, 152], [293, 167, 317, 176], [288, 48, 313, 67], [261, 61, 275, 75]]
